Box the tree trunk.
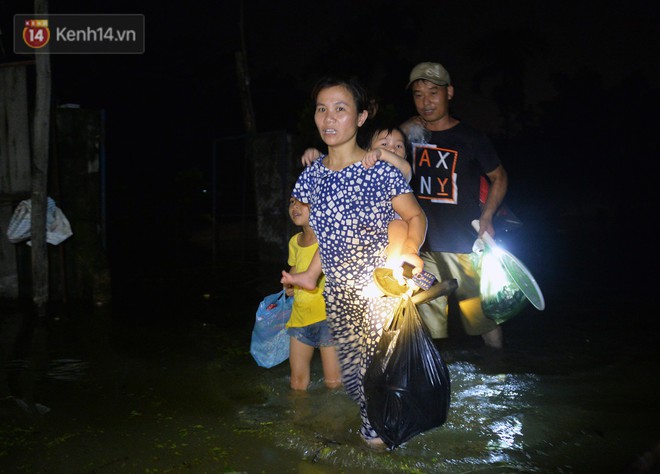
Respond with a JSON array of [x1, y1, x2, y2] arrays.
[[235, 0, 255, 135], [31, 0, 51, 317]]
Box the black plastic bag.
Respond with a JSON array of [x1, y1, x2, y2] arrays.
[[364, 295, 451, 449]]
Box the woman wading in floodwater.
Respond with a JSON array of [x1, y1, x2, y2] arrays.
[[289, 76, 427, 448]]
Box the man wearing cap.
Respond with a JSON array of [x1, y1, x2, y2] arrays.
[[401, 61, 508, 349]]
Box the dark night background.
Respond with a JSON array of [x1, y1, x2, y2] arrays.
[[1, 0, 659, 300], [2, 2, 660, 471]]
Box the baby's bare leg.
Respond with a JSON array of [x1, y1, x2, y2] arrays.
[[280, 250, 323, 290]]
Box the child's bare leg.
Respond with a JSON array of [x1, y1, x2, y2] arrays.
[[289, 337, 314, 390], [319, 345, 342, 389], [280, 250, 323, 290]]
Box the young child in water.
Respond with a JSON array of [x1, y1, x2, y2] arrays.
[[283, 196, 342, 390], [281, 125, 412, 290]]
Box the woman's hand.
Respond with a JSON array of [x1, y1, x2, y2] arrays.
[[399, 253, 424, 276], [385, 252, 424, 286]]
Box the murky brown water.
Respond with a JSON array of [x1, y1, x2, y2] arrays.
[[1, 222, 659, 473]]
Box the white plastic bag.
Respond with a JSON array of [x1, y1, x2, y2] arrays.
[[6, 201, 31, 243], [6, 197, 73, 246]]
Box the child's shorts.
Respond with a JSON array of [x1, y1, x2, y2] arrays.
[[287, 320, 334, 348]]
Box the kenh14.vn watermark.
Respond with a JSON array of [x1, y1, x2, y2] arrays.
[[14, 14, 144, 54]]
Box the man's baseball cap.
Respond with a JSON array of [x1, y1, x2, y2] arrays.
[[406, 62, 451, 88]]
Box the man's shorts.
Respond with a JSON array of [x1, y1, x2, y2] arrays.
[[287, 319, 335, 348], [417, 250, 499, 337]]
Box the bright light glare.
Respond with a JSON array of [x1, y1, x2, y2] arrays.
[[481, 250, 509, 294], [487, 416, 524, 450], [361, 281, 385, 298]]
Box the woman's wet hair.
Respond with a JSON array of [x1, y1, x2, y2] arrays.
[[311, 76, 371, 115]]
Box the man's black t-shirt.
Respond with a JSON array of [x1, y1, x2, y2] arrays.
[[410, 122, 501, 254]]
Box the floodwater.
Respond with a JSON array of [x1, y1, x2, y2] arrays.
[[1, 220, 658, 473]]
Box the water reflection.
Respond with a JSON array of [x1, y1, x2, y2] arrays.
[[47, 359, 89, 381], [1, 236, 659, 473], [232, 350, 656, 473]]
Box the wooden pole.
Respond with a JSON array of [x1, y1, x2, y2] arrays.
[[31, 0, 51, 317], [234, 0, 256, 260], [235, 0, 256, 135]]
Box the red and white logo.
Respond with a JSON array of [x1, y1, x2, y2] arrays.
[[22, 19, 51, 49]]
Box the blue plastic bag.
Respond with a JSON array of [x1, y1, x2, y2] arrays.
[[250, 290, 292, 368]]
